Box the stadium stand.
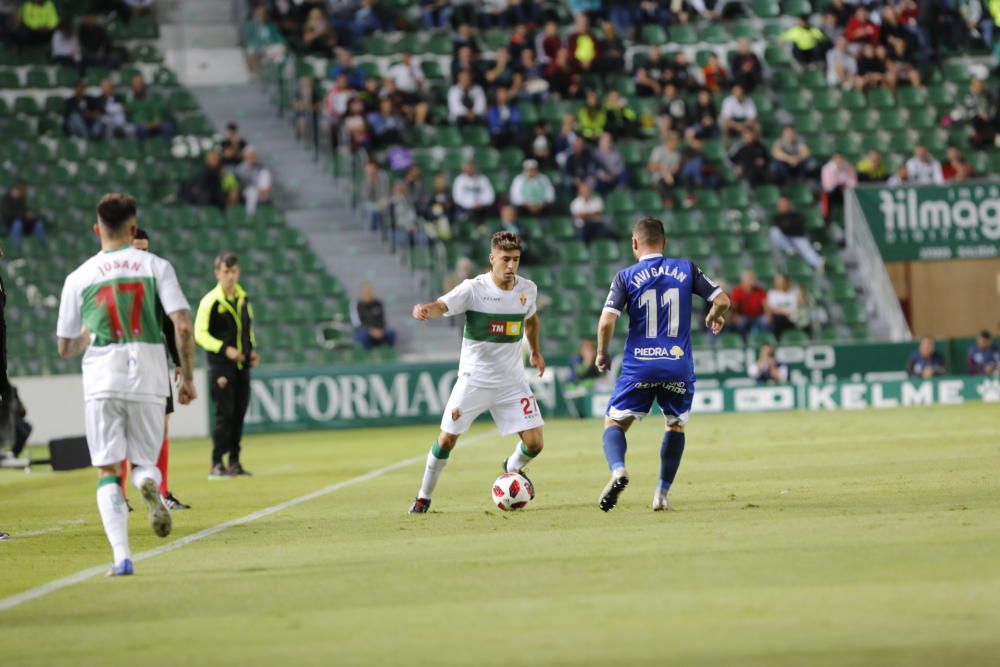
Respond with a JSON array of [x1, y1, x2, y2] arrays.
[[252, 0, 1000, 359], [0, 2, 360, 376]]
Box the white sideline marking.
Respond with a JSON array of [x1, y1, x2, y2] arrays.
[[0, 430, 498, 612]]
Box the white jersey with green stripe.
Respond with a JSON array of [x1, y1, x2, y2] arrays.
[[57, 246, 189, 403], [440, 273, 537, 389]]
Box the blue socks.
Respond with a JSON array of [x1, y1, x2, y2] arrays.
[[602, 426, 627, 472], [659, 431, 686, 491]]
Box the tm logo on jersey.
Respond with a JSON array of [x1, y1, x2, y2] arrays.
[[489, 321, 522, 336], [633, 345, 685, 361]]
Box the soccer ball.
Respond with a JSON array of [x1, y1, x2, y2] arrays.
[[492, 473, 533, 511]]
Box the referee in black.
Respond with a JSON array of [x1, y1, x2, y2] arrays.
[[195, 251, 258, 479]]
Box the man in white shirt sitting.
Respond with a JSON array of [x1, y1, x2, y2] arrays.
[[569, 182, 619, 246], [451, 161, 495, 223], [447, 70, 486, 126], [509, 159, 555, 216], [719, 84, 758, 141], [904, 145, 944, 185]]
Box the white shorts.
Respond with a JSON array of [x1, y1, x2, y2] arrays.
[[84, 398, 165, 467], [440, 376, 545, 437]]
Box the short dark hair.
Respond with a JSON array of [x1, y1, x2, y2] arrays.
[[632, 216, 665, 247], [97, 193, 137, 231], [134, 227, 149, 241], [226, 122, 238, 132], [215, 251, 239, 269], [491, 231, 521, 253], [979, 330, 991, 340]]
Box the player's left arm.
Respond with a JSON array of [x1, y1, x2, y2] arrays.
[[524, 312, 545, 377], [693, 263, 731, 335]]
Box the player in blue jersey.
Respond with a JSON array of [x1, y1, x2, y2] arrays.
[[595, 216, 730, 512]]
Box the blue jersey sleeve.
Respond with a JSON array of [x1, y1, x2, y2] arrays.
[[692, 263, 722, 302], [603, 271, 627, 315]]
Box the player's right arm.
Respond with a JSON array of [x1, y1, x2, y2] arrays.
[[596, 271, 626, 373], [154, 257, 198, 403], [415, 278, 474, 321], [411, 300, 449, 321], [56, 274, 90, 358]]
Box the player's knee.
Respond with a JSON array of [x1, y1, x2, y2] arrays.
[[605, 417, 633, 433], [521, 429, 543, 453], [437, 432, 459, 450], [666, 423, 685, 433], [98, 463, 121, 477]]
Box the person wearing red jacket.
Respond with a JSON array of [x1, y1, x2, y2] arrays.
[[730, 270, 770, 341], [845, 7, 880, 47]]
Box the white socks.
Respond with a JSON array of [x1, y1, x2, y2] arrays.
[[418, 449, 449, 500], [130, 464, 162, 492], [505, 441, 539, 473], [97, 478, 130, 564]]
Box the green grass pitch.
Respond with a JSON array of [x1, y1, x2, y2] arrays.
[[1, 403, 998, 666]]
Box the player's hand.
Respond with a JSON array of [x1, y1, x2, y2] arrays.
[[173, 366, 184, 385], [530, 350, 546, 377], [250, 351, 261, 368], [705, 313, 726, 336], [595, 353, 611, 373], [225, 346, 245, 362], [178, 378, 197, 405], [412, 303, 431, 320]]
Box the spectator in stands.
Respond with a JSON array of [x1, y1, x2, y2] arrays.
[[50, 18, 80, 69], [766, 272, 810, 342], [451, 45, 483, 84], [856, 149, 889, 182], [352, 283, 396, 351], [485, 46, 517, 91], [648, 131, 683, 204], [329, 48, 365, 88], [95, 78, 129, 139], [845, 6, 880, 48], [243, 4, 286, 74], [948, 78, 998, 149], [361, 159, 390, 230], [634, 46, 667, 97], [719, 84, 758, 142], [701, 54, 729, 94], [530, 122, 553, 166], [592, 132, 626, 194], [578, 89, 607, 140], [659, 83, 690, 136], [598, 20, 625, 75], [234, 147, 273, 216], [128, 73, 175, 142], [967, 330, 999, 374], [341, 97, 371, 152], [853, 43, 889, 91], [748, 343, 788, 385], [771, 196, 823, 270], [387, 51, 428, 125], [301, 6, 336, 56], [887, 163, 909, 186], [568, 338, 602, 387], [14, 0, 58, 49], [728, 126, 771, 186], [291, 75, 321, 140], [516, 47, 549, 102], [570, 182, 619, 245], [419, 171, 455, 231], [562, 135, 595, 194], [826, 36, 857, 89], [942, 145, 976, 181], [730, 270, 770, 341], [688, 88, 720, 140], [820, 152, 857, 220], [78, 13, 120, 69], [665, 51, 695, 92], [536, 19, 562, 63], [677, 139, 716, 192], [366, 98, 404, 148], [351, 0, 383, 39], [509, 159, 555, 215], [64, 79, 103, 138], [452, 22, 481, 54], [603, 90, 636, 138], [729, 39, 763, 93], [906, 337, 946, 378], [420, 0, 450, 30], [1, 181, 45, 248], [447, 70, 487, 125], [487, 87, 522, 147], [781, 14, 829, 64], [187, 150, 231, 210], [221, 122, 248, 166], [443, 256, 474, 294], [771, 125, 816, 183], [497, 205, 539, 264], [545, 46, 582, 98], [452, 161, 496, 223], [905, 145, 944, 184], [568, 12, 599, 72]]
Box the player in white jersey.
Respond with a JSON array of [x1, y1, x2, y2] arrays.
[[407, 231, 546, 513], [56, 193, 198, 576]]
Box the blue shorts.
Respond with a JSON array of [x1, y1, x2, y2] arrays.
[[606, 376, 694, 426]]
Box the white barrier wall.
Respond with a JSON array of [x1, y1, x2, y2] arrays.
[[11, 370, 211, 443]]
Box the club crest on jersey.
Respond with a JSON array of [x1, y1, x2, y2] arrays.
[[519, 293, 527, 306], [451, 408, 462, 421]]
